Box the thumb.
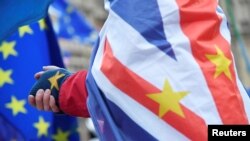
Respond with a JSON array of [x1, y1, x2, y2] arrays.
[[34, 66, 61, 80], [43, 66, 60, 71], [34, 71, 44, 80]]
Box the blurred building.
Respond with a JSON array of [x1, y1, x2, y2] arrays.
[[69, 0, 108, 30]]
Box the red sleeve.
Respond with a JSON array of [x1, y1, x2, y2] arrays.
[[59, 70, 90, 117]]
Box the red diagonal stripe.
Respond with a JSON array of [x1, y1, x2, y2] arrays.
[[176, 0, 248, 124], [101, 39, 207, 140]]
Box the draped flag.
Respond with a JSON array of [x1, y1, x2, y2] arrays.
[[0, 0, 53, 42], [49, 0, 97, 44], [86, 0, 250, 140], [0, 17, 79, 141], [246, 89, 250, 97]]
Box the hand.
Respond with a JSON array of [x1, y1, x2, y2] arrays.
[[34, 66, 60, 79], [28, 66, 60, 112], [28, 89, 60, 112]]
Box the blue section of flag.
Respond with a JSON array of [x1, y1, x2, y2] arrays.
[[86, 38, 156, 141], [0, 0, 53, 42], [246, 88, 250, 97], [0, 17, 79, 141], [87, 38, 122, 140], [50, 0, 97, 44], [107, 100, 157, 141], [87, 72, 124, 141], [87, 69, 157, 141], [0, 113, 25, 141], [110, 0, 176, 60]]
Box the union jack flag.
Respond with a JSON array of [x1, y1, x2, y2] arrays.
[[86, 0, 250, 140]]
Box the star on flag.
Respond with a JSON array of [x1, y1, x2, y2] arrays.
[[0, 68, 13, 87], [0, 41, 17, 60], [5, 96, 27, 116], [48, 71, 66, 90]]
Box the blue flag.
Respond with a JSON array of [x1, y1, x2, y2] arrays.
[[0, 0, 53, 42], [0, 17, 79, 141], [49, 0, 97, 44]]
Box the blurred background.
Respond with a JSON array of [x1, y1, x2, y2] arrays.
[[57, 0, 250, 140]]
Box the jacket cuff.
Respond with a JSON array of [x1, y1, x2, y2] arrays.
[[59, 70, 90, 117]]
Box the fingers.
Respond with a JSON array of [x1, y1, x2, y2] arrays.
[[34, 66, 60, 79], [43, 89, 51, 111], [49, 95, 60, 112], [34, 71, 44, 79], [43, 66, 59, 71], [35, 89, 44, 110], [28, 95, 36, 107], [29, 89, 60, 113]]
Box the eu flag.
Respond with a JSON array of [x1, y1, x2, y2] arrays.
[[0, 17, 80, 141], [0, 0, 53, 42]]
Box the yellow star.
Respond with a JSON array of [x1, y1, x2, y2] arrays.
[[147, 80, 188, 118], [0, 68, 13, 87], [33, 116, 50, 137], [38, 19, 47, 30], [52, 128, 70, 141], [18, 25, 33, 37], [48, 71, 65, 90], [5, 96, 27, 116], [0, 41, 17, 60], [206, 45, 232, 80]]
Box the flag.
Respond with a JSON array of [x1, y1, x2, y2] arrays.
[[0, 17, 80, 141], [49, 0, 97, 44], [246, 88, 250, 97], [86, 0, 250, 140], [0, 0, 53, 42]]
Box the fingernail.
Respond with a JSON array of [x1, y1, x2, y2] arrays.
[[45, 89, 50, 94], [37, 89, 44, 93]]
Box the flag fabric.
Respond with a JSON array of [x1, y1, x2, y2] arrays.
[[0, 17, 79, 141], [246, 88, 250, 97], [86, 0, 250, 140], [49, 0, 97, 44], [0, 0, 52, 42]]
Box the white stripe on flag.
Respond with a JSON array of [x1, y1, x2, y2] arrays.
[[216, 6, 231, 44]]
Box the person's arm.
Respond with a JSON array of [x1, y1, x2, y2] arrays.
[[59, 70, 89, 117], [28, 66, 90, 118]]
